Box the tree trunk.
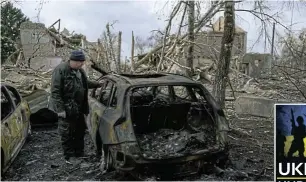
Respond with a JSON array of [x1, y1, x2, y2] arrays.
[[186, 0, 195, 77], [212, 0, 235, 108], [106, 23, 117, 72], [103, 32, 111, 72], [117, 31, 122, 73], [131, 31, 135, 73]]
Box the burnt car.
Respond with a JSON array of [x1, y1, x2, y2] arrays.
[[86, 73, 229, 179], [1, 83, 31, 176]]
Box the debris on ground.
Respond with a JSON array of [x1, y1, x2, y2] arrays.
[[137, 128, 215, 159], [2, 108, 274, 181]]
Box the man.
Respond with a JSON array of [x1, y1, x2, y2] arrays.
[[49, 50, 101, 163], [288, 115, 306, 159]]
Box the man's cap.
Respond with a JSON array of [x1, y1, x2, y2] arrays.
[[70, 50, 85, 61]]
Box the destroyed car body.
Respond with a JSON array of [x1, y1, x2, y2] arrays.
[[86, 73, 230, 178], [1, 83, 31, 175]]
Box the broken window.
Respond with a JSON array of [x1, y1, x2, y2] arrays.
[[92, 79, 106, 100], [1, 87, 14, 121], [173, 86, 195, 102], [192, 87, 206, 102], [129, 84, 216, 159], [154, 86, 170, 101], [6, 85, 21, 106], [99, 81, 113, 106]]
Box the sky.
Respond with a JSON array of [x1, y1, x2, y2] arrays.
[[14, 0, 306, 58]]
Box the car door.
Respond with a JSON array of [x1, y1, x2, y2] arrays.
[[1, 86, 17, 162], [99, 82, 130, 144], [6, 85, 30, 143], [87, 79, 113, 143]]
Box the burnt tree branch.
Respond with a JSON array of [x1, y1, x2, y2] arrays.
[[134, 1, 225, 69]]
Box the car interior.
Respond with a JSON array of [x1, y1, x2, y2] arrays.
[[5, 86, 21, 107], [130, 85, 215, 135], [1, 89, 14, 121]]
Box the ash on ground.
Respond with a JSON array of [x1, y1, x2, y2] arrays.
[[137, 128, 216, 159]]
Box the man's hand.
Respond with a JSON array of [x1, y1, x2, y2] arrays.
[[57, 111, 66, 118]]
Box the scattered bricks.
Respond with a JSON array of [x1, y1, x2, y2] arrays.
[[235, 96, 290, 118]]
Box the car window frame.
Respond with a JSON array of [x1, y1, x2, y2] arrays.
[[109, 83, 118, 108], [5, 85, 21, 107], [90, 77, 108, 99], [172, 85, 197, 102], [98, 80, 114, 107], [1, 86, 16, 122]]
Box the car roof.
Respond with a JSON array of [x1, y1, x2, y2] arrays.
[[103, 73, 198, 86], [1, 82, 10, 88], [1, 82, 17, 87]]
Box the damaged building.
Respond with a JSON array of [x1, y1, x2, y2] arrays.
[[17, 21, 97, 74], [137, 16, 273, 79], [241, 53, 273, 78]]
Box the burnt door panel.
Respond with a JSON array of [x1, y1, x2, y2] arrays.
[[99, 84, 123, 144], [1, 86, 17, 161], [5, 86, 25, 146], [88, 80, 114, 144]]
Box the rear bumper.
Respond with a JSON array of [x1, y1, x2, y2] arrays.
[[118, 147, 228, 177]]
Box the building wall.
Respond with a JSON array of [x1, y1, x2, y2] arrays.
[[179, 31, 247, 68], [20, 21, 56, 61], [193, 32, 246, 58], [30, 56, 63, 71]]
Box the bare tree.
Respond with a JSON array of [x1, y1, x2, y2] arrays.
[[134, 1, 225, 70], [117, 31, 122, 73], [131, 31, 135, 73], [275, 29, 306, 100], [186, 0, 195, 77], [134, 36, 153, 55], [213, 0, 235, 108], [106, 23, 118, 72]]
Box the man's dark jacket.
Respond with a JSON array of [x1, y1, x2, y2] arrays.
[[48, 62, 99, 117]]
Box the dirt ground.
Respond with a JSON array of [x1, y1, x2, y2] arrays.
[[2, 105, 274, 181]]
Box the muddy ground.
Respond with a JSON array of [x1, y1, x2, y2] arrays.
[[2, 107, 274, 181]]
